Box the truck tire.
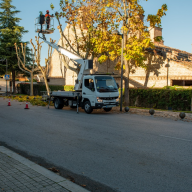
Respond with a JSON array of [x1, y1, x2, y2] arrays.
[[84, 101, 93, 114], [104, 108, 112, 112], [54, 98, 64, 109]]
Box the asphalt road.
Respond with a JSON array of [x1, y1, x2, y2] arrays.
[[0, 97, 192, 192]]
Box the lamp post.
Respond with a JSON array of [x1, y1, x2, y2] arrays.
[[0, 58, 8, 96], [113, 30, 124, 111], [6, 59, 8, 96], [165, 59, 170, 87]]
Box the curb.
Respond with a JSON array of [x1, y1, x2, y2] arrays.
[[0, 146, 90, 192]]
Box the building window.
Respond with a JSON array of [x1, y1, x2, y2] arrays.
[[172, 80, 192, 86]]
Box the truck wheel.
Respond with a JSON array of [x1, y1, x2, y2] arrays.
[[84, 101, 93, 114], [54, 98, 64, 109], [104, 108, 112, 112]]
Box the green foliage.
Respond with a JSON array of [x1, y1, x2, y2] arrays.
[[129, 88, 192, 111], [0, 0, 29, 93], [64, 85, 74, 91], [162, 85, 189, 90], [17, 83, 64, 95], [25, 79, 37, 82], [147, 4, 168, 28], [154, 36, 163, 42], [6, 95, 54, 107], [0, 0, 28, 67]]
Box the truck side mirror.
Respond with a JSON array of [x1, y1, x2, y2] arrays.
[[116, 83, 119, 89]]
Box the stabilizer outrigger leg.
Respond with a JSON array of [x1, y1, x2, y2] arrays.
[[47, 97, 51, 109]]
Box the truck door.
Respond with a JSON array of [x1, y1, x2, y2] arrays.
[[83, 78, 95, 106]]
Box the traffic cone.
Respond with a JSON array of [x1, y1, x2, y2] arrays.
[[8, 99, 11, 106], [24, 101, 29, 109]]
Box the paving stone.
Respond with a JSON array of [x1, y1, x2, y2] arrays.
[[0, 148, 89, 192]]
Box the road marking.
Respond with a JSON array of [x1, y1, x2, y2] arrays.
[[160, 135, 192, 142]]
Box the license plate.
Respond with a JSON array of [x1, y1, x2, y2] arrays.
[[105, 105, 113, 108]]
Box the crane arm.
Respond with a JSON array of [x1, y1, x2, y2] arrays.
[[43, 39, 83, 61], [42, 37, 93, 91]]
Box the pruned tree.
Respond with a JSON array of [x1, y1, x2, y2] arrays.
[[29, 36, 54, 97], [15, 43, 40, 96]]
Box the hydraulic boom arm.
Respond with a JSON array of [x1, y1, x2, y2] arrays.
[[42, 37, 93, 91]]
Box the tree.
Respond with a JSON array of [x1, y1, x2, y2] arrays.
[[29, 36, 54, 97], [92, 0, 168, 106], [0, 0, 28, 93], [50, 0, 167, 106], [50, 0, 118, 75], [15, 43, 40, 96]]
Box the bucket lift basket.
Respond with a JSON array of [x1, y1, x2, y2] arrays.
[[35, 15, 54, 34]]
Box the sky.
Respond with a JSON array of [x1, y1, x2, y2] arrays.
[[10, 0, 192, 66]]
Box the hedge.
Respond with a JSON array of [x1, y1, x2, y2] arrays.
[[17, 83, 192, 111], [129, 88, 192, 111], [17, 83, 65, 96], [64, 85, 74, 91], [17, 84, 76, 95]]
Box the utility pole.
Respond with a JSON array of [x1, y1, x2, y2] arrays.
[[112, 30, 124, 111], [6, 59, 8, 96]]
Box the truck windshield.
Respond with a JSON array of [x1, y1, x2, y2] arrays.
[[95, 76, 118, 92]]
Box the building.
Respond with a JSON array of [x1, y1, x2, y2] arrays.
[[47, 24, 192, 88]]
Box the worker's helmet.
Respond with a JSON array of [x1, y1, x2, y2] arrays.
[[46, 10, 49, 13]]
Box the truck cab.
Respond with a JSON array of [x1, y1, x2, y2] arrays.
[[82, 75, 119, 113]]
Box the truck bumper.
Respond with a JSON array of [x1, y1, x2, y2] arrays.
[[94, 102, 119, 109]]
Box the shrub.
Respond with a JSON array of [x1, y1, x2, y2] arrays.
[[17, 83, 64, 95], [64, 85, 74, 91], [129, 88, 192, 111], [6, 95, 53, 107]]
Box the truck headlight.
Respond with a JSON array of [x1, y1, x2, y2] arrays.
[[97, 97, 103, 103], [116, 98, 119, 102]]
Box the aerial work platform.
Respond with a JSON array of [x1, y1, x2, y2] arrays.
[[35, 13, 54, 34]]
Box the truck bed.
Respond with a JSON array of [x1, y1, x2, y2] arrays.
[[51, 91, 82, 97]]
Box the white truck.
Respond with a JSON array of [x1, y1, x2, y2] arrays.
[[43, 38, 119, 114]]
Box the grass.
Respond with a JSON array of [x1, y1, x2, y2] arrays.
[[5, 95, 54, 107]]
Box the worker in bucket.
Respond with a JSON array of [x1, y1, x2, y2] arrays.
[[45, 10, 51, 30]]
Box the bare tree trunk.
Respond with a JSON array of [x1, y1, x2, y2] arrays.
[[144, 68, 150, 87], [123, 31, 130, 106], [42, 73, 50, 96], [10, 77, 12, 94], [12, 70, 16, 94], [30, 73, 33, 96], [144, 54, 152, 87], [124, 60, 130, 106]]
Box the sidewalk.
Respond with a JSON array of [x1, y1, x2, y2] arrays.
[[111, 106, 192, 121], [0, 146, 90, 192]]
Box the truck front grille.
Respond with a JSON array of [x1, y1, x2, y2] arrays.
[[99, 97, 118, 100]]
